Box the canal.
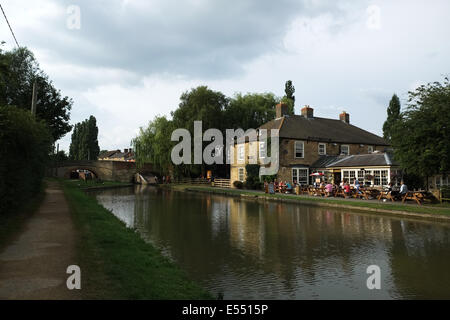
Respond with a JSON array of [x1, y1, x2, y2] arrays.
[[89, 186, 450, 299]]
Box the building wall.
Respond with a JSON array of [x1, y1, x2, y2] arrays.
[[229, 138, 387, 185]]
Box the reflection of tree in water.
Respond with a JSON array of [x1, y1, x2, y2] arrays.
[[102, 186, 450, 299], [388, 220, 450, 299]]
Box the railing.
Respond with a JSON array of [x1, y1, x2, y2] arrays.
[[213, 178, 231, 188]]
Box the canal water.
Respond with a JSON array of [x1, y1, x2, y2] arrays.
[[89, 186, 450, 299]]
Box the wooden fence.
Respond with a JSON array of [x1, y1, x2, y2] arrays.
[[212, 178, 231, 188]]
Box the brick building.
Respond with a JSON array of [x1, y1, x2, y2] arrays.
[[230, 103, 399, 187]]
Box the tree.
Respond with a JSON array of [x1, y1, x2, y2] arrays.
[[132, 116, 175, 174], [0, 47, 72, 141], [383, 94, 401, 142], [391, 78, 450, 186], [171, 86, 229, 177], [69, 116, 100, 160], [283, 80, 295, 115], [224, 92, 277, 130]]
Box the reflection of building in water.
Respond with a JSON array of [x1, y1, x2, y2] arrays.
[[228, 199, 265, 258]]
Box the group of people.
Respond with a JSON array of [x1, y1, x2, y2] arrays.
[[264, 177, 409, 199]]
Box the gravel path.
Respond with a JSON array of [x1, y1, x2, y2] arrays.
[[0, 181, 81, 300]]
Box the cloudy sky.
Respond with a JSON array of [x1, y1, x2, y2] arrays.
[[1, 0, 449, 151]]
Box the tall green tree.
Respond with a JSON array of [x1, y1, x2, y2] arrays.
[[391, 78, 450, 185], [283, 80, 295, 115], [0, 46, 72, 141], [383, 94, 402, 142], [69, 116, 100, 160], [224, 92, 277, 130], [132, 116, 175, 174]]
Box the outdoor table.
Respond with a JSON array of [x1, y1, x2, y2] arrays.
[[402, 191, 426, 205], [378, 190, 396, 202]]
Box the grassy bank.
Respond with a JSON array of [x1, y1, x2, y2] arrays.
[[62, 179, 212, 299], [0, 183, 46, 250], [65, 179, 134, 190], [168, 185, 450, 218]]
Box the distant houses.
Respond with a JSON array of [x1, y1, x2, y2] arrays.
[[98, 149, 135, 162], [230, 103, 401, 187]]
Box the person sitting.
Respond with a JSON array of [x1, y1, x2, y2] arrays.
[[354, 179, 362, 194], [285, 181, 293, 193], [325, 183, 333, 197], [399, 181, 408, 196], [278, 181, 285, 193], [344, 182, 351, 196]]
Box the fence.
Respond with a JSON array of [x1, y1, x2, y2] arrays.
[[213, 178, 231, 188]]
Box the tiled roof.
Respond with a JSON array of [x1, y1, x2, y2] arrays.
[[259, 115, 389, 146], [317, 152, 398, 168]]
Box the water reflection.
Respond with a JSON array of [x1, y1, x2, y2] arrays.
[[90, 185, 450, 299]]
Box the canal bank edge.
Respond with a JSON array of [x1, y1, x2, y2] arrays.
[[169, 186, 450, 223], [61, 179, 213, 299]]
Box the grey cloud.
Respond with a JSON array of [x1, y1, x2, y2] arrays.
[[26, 0, 356, 80]]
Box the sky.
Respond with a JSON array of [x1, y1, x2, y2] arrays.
[[1, 0, 449, 152]]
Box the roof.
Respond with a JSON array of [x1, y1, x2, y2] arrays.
[[312, 155, 347, 168], [98, 150, 120, 158], [259, 115, 389, 146], [313, 152, 398, 168]]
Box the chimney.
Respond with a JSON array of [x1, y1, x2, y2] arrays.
[[339, 111, 350, 124], [301, 105, 314, 118], [276, 102, 288, 118]]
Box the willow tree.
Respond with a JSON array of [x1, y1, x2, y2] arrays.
[[132, 116, 175, 174]]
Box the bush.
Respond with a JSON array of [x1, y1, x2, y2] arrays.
[[0, 106, 52, 215], [233, 181, 243, 189], [244, 164, 263, 190]]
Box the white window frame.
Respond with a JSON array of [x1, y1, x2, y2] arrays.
[[238, 145, 245, 161], [341, 145, 350, 155], [368, 146, 374, 153], [259, 141, 266, 159], [318, 143, 326, 155], [238, 167, 245, 182], [294, 141, 305, 159], [292, 168, 309, 185]]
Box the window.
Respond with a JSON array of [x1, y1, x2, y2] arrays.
[[292, 168, 309, 185], [343, 170, 349, 183], [374, 170, 381, 186], [341, 145, 350, 155], [381, 170, 388, 186], [318, 143, 326, 155], [238, 145, 244, 161], [358, 170, 365, 185], [238, 168, 245, 182], [259, 142, 266, 159], [295, 141, 304, 158], [368, 146, 374, 153], [349, 171, 356, 184]]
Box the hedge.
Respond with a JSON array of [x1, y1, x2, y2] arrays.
[[0, 106, 52, 214]]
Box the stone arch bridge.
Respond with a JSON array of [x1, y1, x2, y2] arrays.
[[50, 160, 155, 183]]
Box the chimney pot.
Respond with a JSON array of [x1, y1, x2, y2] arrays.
[[339, 111, 350, 124], [276, 102, 289, 118], [301, 105, 314, 118]]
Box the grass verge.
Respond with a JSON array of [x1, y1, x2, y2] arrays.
[[61, 179, 212, 299], [172, 185, 450, 217]]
